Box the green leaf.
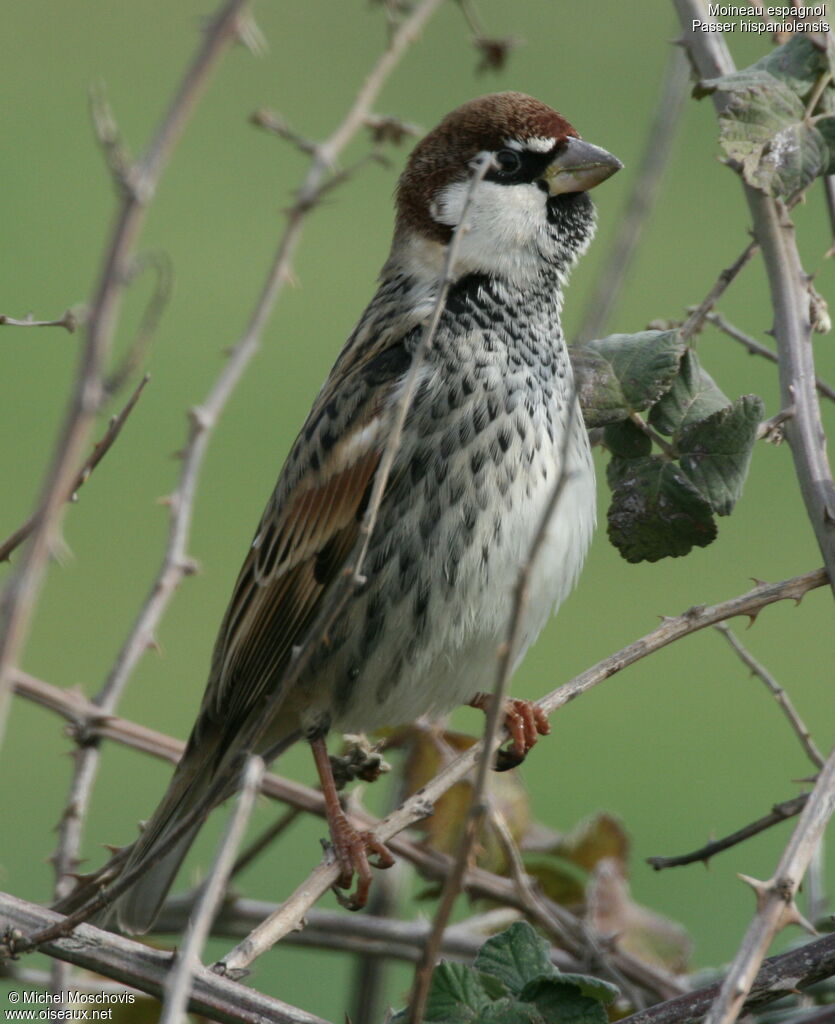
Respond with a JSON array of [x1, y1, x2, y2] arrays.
[[479, 1000, 543, 1024], [392, 962, 509, 1023], [699, 36, 830, 103], [718, 75, 827, 198], [607, 456, 717, 563], [603, 419, 652, 459], [677, 394, 764, 516], [649, 349, 730, 438], [556, 974, 620, 1005], [572, 330, 685, 427], [747, 35, 831, 101], [475, 921, 557, 996], [518, 978, 610, 1024]]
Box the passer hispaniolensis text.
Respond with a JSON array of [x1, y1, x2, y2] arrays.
[[103, 92, 621, 932]]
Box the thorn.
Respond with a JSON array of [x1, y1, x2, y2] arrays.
[[780, 902, 817, 935], [188, 405, 211, 431], [739, 873, 771, 910], [146, 634, 162, 654], [746, 612, 759, 629]]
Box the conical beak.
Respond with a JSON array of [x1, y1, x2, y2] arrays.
[[541, 137, 622, 196]]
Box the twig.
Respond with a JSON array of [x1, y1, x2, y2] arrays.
[[0, 0, 249, 748], [46, 0, 446, 946], [0, 311, 78, 332], [104, 250, 174, 396], [409, 394, 580, 1022], [714, 623, 824, 768], [212, 563, 826, 979], [540, 567, 827, 715], [0, 375, 150, 565], [680, 240, 759, 342], [620, 931, 835, 1024], [491, 807, 645, 1006], [9, 567, 826, 995], [160, 756, 264, 1024], [575, 47, 689, 342], [647, 793, 810, 870], [0, 892, 331, 1024], [139, 899, 579, 969], [629, 411, 678, 458], [705, 745, 835, 1024], [347, 851, 404, 1024], [673, 0, 835, 598], [230, 807, 302, 880], [757, 407, 795, 443], [0, 964, 138, 995], [702, 311, 835, 403]]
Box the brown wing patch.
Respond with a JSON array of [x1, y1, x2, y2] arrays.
[[204, 440, 381, 727], [253, 429, 381, 583]]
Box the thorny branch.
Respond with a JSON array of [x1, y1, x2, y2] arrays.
[[702, 310, 835, 403], [647, 793, 810, 871], [0, 0, 250, 748], [7, 567, 826, 1000], [620, 931, 835, 1024], [43, 0, 448, 994], [673, 7, 835, 1020], [0, 374, 149, 564], [211, 567, 825, 983], [714, 623, 824, 768], [674, 1, 835, 597], [0, 311, 78, 331], [704, 745, 835, 1024], [0, 892, 330, 1024], [679, 240, 759, 343]]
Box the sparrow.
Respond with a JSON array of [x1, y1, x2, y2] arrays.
[[99, 92, 621, 933]]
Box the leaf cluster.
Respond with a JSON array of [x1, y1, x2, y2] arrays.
[[696, 35, 835, 199], [572, 332, 763, 563], [393, 921, 618, 1023]]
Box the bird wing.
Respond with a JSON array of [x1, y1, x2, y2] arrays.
[[194, 322, 421, 742]]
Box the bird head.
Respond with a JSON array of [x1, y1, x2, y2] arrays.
[[389, 92, 622, 287]]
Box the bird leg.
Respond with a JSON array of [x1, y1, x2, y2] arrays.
[[309, 734, 394, 909], [468, 693, 551, 771]]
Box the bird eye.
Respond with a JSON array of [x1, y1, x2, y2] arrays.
[[494, 149, 522, 174]]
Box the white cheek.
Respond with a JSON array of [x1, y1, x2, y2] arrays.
[[432, 179, 548, 282]]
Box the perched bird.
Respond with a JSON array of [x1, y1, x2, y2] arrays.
[[103, 92, 620, 933]]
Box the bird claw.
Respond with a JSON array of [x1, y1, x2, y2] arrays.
[[469, 693, 550, 771], [327, 813, 394, 910]]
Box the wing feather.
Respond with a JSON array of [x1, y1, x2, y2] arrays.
[[190, 320, 420, 746]]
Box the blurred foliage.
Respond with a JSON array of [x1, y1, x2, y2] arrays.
[[392, 921, 619, 1024], [1, 2, 834, 1022]]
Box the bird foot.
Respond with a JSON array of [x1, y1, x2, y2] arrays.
[[327, 811, 395, 910], [469, 693, 550, 771]]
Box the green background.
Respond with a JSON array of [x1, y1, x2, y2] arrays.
[[1, 0, 833, 1019]]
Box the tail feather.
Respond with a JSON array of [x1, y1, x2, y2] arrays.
[[106, 751, 219, 935], [112, 819, 202, 934]]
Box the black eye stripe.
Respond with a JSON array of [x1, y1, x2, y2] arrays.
[[484, 145, 557, 186]]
